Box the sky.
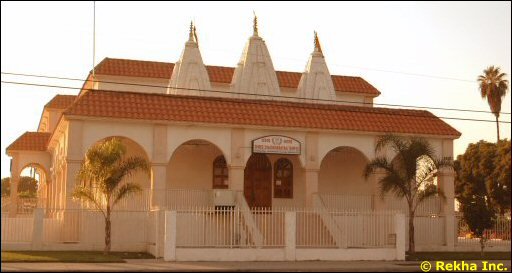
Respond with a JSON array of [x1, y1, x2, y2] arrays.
[[1, 1, 511, 178]]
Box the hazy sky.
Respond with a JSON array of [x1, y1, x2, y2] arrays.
[[1, 1, 511, 178]]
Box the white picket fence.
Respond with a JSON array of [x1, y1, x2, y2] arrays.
[[174, 207, 398, 249], [318, 193, 442, 215]]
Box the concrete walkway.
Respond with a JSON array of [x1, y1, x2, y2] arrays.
[[3, 260, 510, 272]]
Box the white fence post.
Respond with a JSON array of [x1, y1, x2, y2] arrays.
[[445, 214, 455, 250], [285, 211, 296, 261], [164, 211, 177, 262], [394, 213, 405, 261], [31, 208, 44, 250]]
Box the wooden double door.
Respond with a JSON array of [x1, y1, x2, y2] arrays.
[[244, 154, 272, 208]]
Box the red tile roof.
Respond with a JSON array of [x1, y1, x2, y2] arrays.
[[64, 90, 460, 137], [7, 132, 51, 152], [45, 95, 77, 109], [94, 58, 381, 96]]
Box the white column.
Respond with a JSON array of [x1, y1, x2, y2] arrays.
[[31, 208, 44, 250], [228, 166, 245, 192], [394, 213, 406, 260], [285, 211, 296, 261], [8, 155, 20, 217], [164, 211, 177, 261], [150, 163, 167, 209], [439, 169, 456, 250], [304, 169, 319, 208]]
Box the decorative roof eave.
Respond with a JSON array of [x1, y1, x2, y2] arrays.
[[63, 90, 461, 138], [6, 132, 52, 155]]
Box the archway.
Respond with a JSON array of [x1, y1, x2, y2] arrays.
[[244, 154, 272, 208], [79, 136, 151, 211], [318, 146, 376, 210]]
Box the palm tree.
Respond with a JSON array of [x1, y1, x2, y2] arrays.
[[477, 66, 509, 142], [73, 138, 149, 254], [363, 135, 452, 254]]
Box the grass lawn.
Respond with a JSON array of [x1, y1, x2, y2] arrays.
[[1, 251, 154, 263], [407, 251, 511, 261]]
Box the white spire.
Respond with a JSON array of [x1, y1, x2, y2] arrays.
[[168, 21, 211, 96], [230, 15, 280, 99], [297, 31, 336, 101]]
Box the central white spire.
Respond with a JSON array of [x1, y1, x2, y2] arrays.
[[168, 21, 211, 96], [230, 14, 280, 99], [297, 31, 336, 101]]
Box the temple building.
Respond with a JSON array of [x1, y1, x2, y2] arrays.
[[3, 17, 462, 260]]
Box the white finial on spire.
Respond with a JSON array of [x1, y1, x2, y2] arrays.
[[188, 21, 194, 42], [253, 11, 258, 36], [314, 31, 323, 54]]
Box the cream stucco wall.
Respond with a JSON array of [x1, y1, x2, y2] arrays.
[[318, 147, 376, 195], [167, 142, 222, 190]]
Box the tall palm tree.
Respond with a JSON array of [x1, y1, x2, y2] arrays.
[[363, 135, 452, 254], [73, 137, 149, 254], [477, 66, 509, 142]]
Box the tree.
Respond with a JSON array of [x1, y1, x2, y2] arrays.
[[1, 176, 39, 197], [73, 138, 149, 254], [461, 196, 496, 257], [477, 66, 509, 142], [363, 135, 452, 254], [492, 140, 511, 214], [455, 140, 511, 215]]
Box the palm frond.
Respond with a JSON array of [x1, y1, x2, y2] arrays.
[[72, 186, 106, 218], [106, 156, 150, 192], [112, 183, 142, 207], [414, 184, 445, 212], [375, 134, 407, 155]]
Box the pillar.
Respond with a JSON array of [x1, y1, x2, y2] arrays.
[[305, 169, 319, 208], [151, 124, 168, 210], [305, 133, 319, 208], [285, 211, 296, 261], [8, 155, 20, 217], [151, 163, 167, 209], [439, 139, 456, 250], [62, 160, 82, 242], [230, 128, 246, 193], [164, 211, 177, 261]]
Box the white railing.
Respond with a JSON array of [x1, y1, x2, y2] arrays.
[[319, 193, 374, 211], [174, 206, 397, 249], [318, 193, 442, 215], [235, 192, 264, 246], [175, 207, 278, 248], [75, 188, 214, 211], [311, 194, 343, 247], [296, 209, 396, 248], [456, 214, 511, 247], [1, 213, 33, 242], [384, 196, 442, 216], [37, 209, 149, 248], [166, 189, 213, 209]]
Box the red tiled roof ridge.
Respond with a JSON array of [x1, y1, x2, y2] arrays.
[[93, 57, 381, 96], [44, 94, 77, 109], [6, 131, 51, 152], [64, 89, 461, 137]]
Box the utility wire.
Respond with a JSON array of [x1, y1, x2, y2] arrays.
[[2, 71, 510, 115], [1, 80, 510, 125]]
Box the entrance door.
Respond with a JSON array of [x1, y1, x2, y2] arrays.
[[244, 154, 272, 208]]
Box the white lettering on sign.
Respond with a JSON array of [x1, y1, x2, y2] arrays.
[[252, 136, 301, 155]]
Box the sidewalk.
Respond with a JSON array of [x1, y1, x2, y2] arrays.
[[2, 260, 510, 272]]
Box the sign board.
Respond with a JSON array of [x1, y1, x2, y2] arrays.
[[252, 135, 301, 155]]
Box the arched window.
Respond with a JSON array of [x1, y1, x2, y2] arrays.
[[274, 158, 293, 198], [212, 155, 228, 189]]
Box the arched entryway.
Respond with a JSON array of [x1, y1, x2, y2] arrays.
[[244, 154, 272, 208]]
